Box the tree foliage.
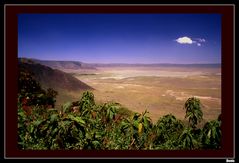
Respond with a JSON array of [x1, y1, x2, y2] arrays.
[[201, 119, 221, 149], [184, 97, 203, 128], [17, 73, 221, 150], [18, 67, 58, 108]]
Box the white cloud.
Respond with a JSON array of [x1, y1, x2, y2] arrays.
[[175, 36, 206, 46], [195, 38, 206, 42], [175, 37, 193, 44]]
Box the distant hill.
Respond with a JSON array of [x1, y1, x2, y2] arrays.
[[19, 58, 221, 69], [18, 58, 94, 92], [29, 58, 97, 71], [88, 63, 221, 68]]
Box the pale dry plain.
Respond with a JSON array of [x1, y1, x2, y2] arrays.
[[57, 66, 221, 124]]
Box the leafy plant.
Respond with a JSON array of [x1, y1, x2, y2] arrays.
[[202, 119, 221, 149], [178, 127, 198, 150], [18, 88, 221, 150], [152, 114, 184, 149], [184, 97, 203, 128]]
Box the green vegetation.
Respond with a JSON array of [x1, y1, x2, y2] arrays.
[[184, 97, 203, 128], [18, 66, 58, 108], [17, 70, 221, 150]]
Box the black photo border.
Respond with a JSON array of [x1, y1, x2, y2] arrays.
[[4, 4, 235, 159]]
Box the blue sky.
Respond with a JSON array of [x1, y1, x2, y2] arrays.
[[18, 14, 221, 64]]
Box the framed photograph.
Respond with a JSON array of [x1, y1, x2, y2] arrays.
[[4, 4, 235, 159]]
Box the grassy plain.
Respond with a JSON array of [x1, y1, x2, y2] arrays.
[[56, 66, 221, 124]]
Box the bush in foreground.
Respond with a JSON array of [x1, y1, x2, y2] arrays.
[[18, 91, 221, 150]]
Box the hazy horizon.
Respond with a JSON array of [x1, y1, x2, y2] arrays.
[[18, 14, 221, 64], [19, 57, 221, 65]]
